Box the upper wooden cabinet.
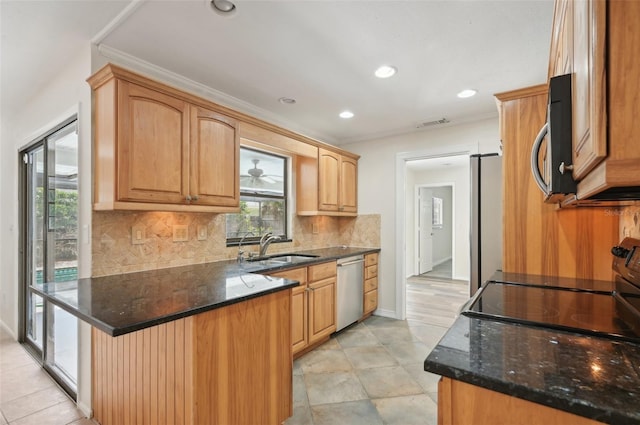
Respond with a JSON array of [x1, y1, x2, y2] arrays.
[[548, 0, 640, 202], [298, 148, 358, 216], [88, 64, 239, 212]]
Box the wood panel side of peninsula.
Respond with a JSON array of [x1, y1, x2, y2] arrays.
[[92, 289, 292, 425]]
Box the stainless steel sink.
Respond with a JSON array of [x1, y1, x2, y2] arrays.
[[247, 253, 319, 263]]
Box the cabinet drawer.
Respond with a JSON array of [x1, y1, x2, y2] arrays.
[[364, 290, 378, 314], [365, 253, 378, 267], [364, 277, 378, 293], [308, 261, 336, 282], [365, 265, 378, 280], [269, 267, 307, 285]]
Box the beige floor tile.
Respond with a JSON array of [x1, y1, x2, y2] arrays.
[[0, 344, 37, 370], [292, 375, 309, 408], [304, 371, 367, 406], [336, 328, 380, 348], [298, 348, 352, 374], [402, 363, 441, 393], [11, 400, 83, 425], [408, 323, 449, 348], [343, 346, 397, 370], [0, 386, 69, 422], [284, 405, 314, 425], [0, 362, 56, 404], [67, 418, 98, 425], [372, 393, 438, 425], [311, 400, 383, 425], [368, 326, 417, 345], [314, 337, 341, 350], [356, 366, 424, 398], [0, 412, 7, 425], [363, 316, 409, 329], [384, 340, 430, 365]]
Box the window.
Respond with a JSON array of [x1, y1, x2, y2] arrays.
[[226, 147, 288, 244]]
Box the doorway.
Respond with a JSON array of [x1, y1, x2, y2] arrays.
[[19, 117, 79, 398], [417, 185, 453, 278], [396, 151, 471, 321]]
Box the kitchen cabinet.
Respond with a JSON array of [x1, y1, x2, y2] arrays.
[[88, 63, 240, 212], [268, 267, 309, 355], [363, 253, 379, 317], [318, 148, 358, 213], [495, 85, 619, 280], [437, 377, 603, 425], [297, 148, 359, 216], [268, 261, 336, 356], [92, 289, 292, 425], [548, 0, 640, 201]]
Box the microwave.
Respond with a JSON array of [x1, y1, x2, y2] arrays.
[[530, 73, 577, 203]]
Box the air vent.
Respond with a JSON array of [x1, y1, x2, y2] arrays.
[[416, 118, 450, 128]]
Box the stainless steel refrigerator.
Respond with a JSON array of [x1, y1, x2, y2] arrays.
[[470, 153, 503, 296]]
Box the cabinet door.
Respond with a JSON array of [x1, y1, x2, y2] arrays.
[[571, 0, 606, 181], [339, 156, 357, 212], [189, 106, 239, 207], [117, 81, 189, 203], [318, 148, 340, 211], [291, 285, 308, 355], [270, 267, 308, 354], [308, 277, 336, 344]]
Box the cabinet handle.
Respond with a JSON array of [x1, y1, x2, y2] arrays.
[[192, 195, 199, 201], [306, 287, 315, 292], [185, 195, 192, 202]]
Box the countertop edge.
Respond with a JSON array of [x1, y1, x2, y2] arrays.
[[424, 346, 632, 425]]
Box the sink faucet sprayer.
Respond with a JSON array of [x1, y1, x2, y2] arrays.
[[237, 231, 254, 263]]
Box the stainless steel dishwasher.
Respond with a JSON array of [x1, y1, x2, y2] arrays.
[[336, 255, 365, 331]]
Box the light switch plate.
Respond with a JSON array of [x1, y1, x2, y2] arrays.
[[173, 225, 189, 242], [132, 225, 145, 245], [197, 225, 207, 241]]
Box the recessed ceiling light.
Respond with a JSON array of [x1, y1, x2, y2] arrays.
[[210, 0, 236, 15], [278, 97, 296, 105], [457, 89, 477, 98], [375, 65, 397, 79], [339, 111, 354, 119]]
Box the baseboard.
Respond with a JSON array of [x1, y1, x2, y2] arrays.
[[432, 256, 452, 267], [0, 320, 16, 340], [372, 308, 398, 319], [77, 401, 93, 419]]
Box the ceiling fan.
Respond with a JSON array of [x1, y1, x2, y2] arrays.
[[241, 159, 282, 185]]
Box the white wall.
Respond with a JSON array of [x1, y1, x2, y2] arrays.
[[406, 169, 468, 279], [343, 118, 499, 318], [0, 48, 93, 415]]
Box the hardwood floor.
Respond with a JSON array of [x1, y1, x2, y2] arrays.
[[406, 275, 470, 327]]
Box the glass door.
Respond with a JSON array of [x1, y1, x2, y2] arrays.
[[20, 117, 79, 397]]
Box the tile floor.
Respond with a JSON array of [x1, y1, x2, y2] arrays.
[[1, 279, 461, 425], [0, 327, 92, 425], [285, 315, 449, 425]]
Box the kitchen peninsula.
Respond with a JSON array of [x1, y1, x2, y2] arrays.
[[36, 247, 379, 425]]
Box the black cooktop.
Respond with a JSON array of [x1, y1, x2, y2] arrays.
[[463, 280, 640, 342]]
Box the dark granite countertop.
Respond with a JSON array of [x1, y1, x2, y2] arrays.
[[35, 246, 379, 337], [424, 315, 640, 424]]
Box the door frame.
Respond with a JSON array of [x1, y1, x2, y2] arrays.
[[414, 183, 455, 277], [18, 114, 79, 399], [395, 145, 475, 320]]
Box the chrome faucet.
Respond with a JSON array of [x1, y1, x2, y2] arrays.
[[237, 231, 254, 263], [259, 232, 281, 257]]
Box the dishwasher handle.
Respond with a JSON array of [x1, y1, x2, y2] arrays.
[[337, 259, 365, 267]]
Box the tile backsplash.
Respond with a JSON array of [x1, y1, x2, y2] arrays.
[[92, 212, 380, 277]]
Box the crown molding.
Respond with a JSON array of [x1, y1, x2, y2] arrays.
[[94, 44, 337, 145]]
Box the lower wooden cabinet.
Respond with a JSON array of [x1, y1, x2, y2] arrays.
[[92, 290, 292, 425], [268, 261, 337, 357], [363, 253, 379, 317], [438, 377, 603, 425]]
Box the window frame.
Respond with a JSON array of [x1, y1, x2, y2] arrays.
[[226, 147, 289, 246]]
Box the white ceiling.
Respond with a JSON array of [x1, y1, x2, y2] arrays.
[[1, 0, 554, 146]]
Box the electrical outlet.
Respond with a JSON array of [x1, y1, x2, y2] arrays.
[[197, 225, 207, 241], [132, 225, 145, 245], [173, 225, 189, 242]]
